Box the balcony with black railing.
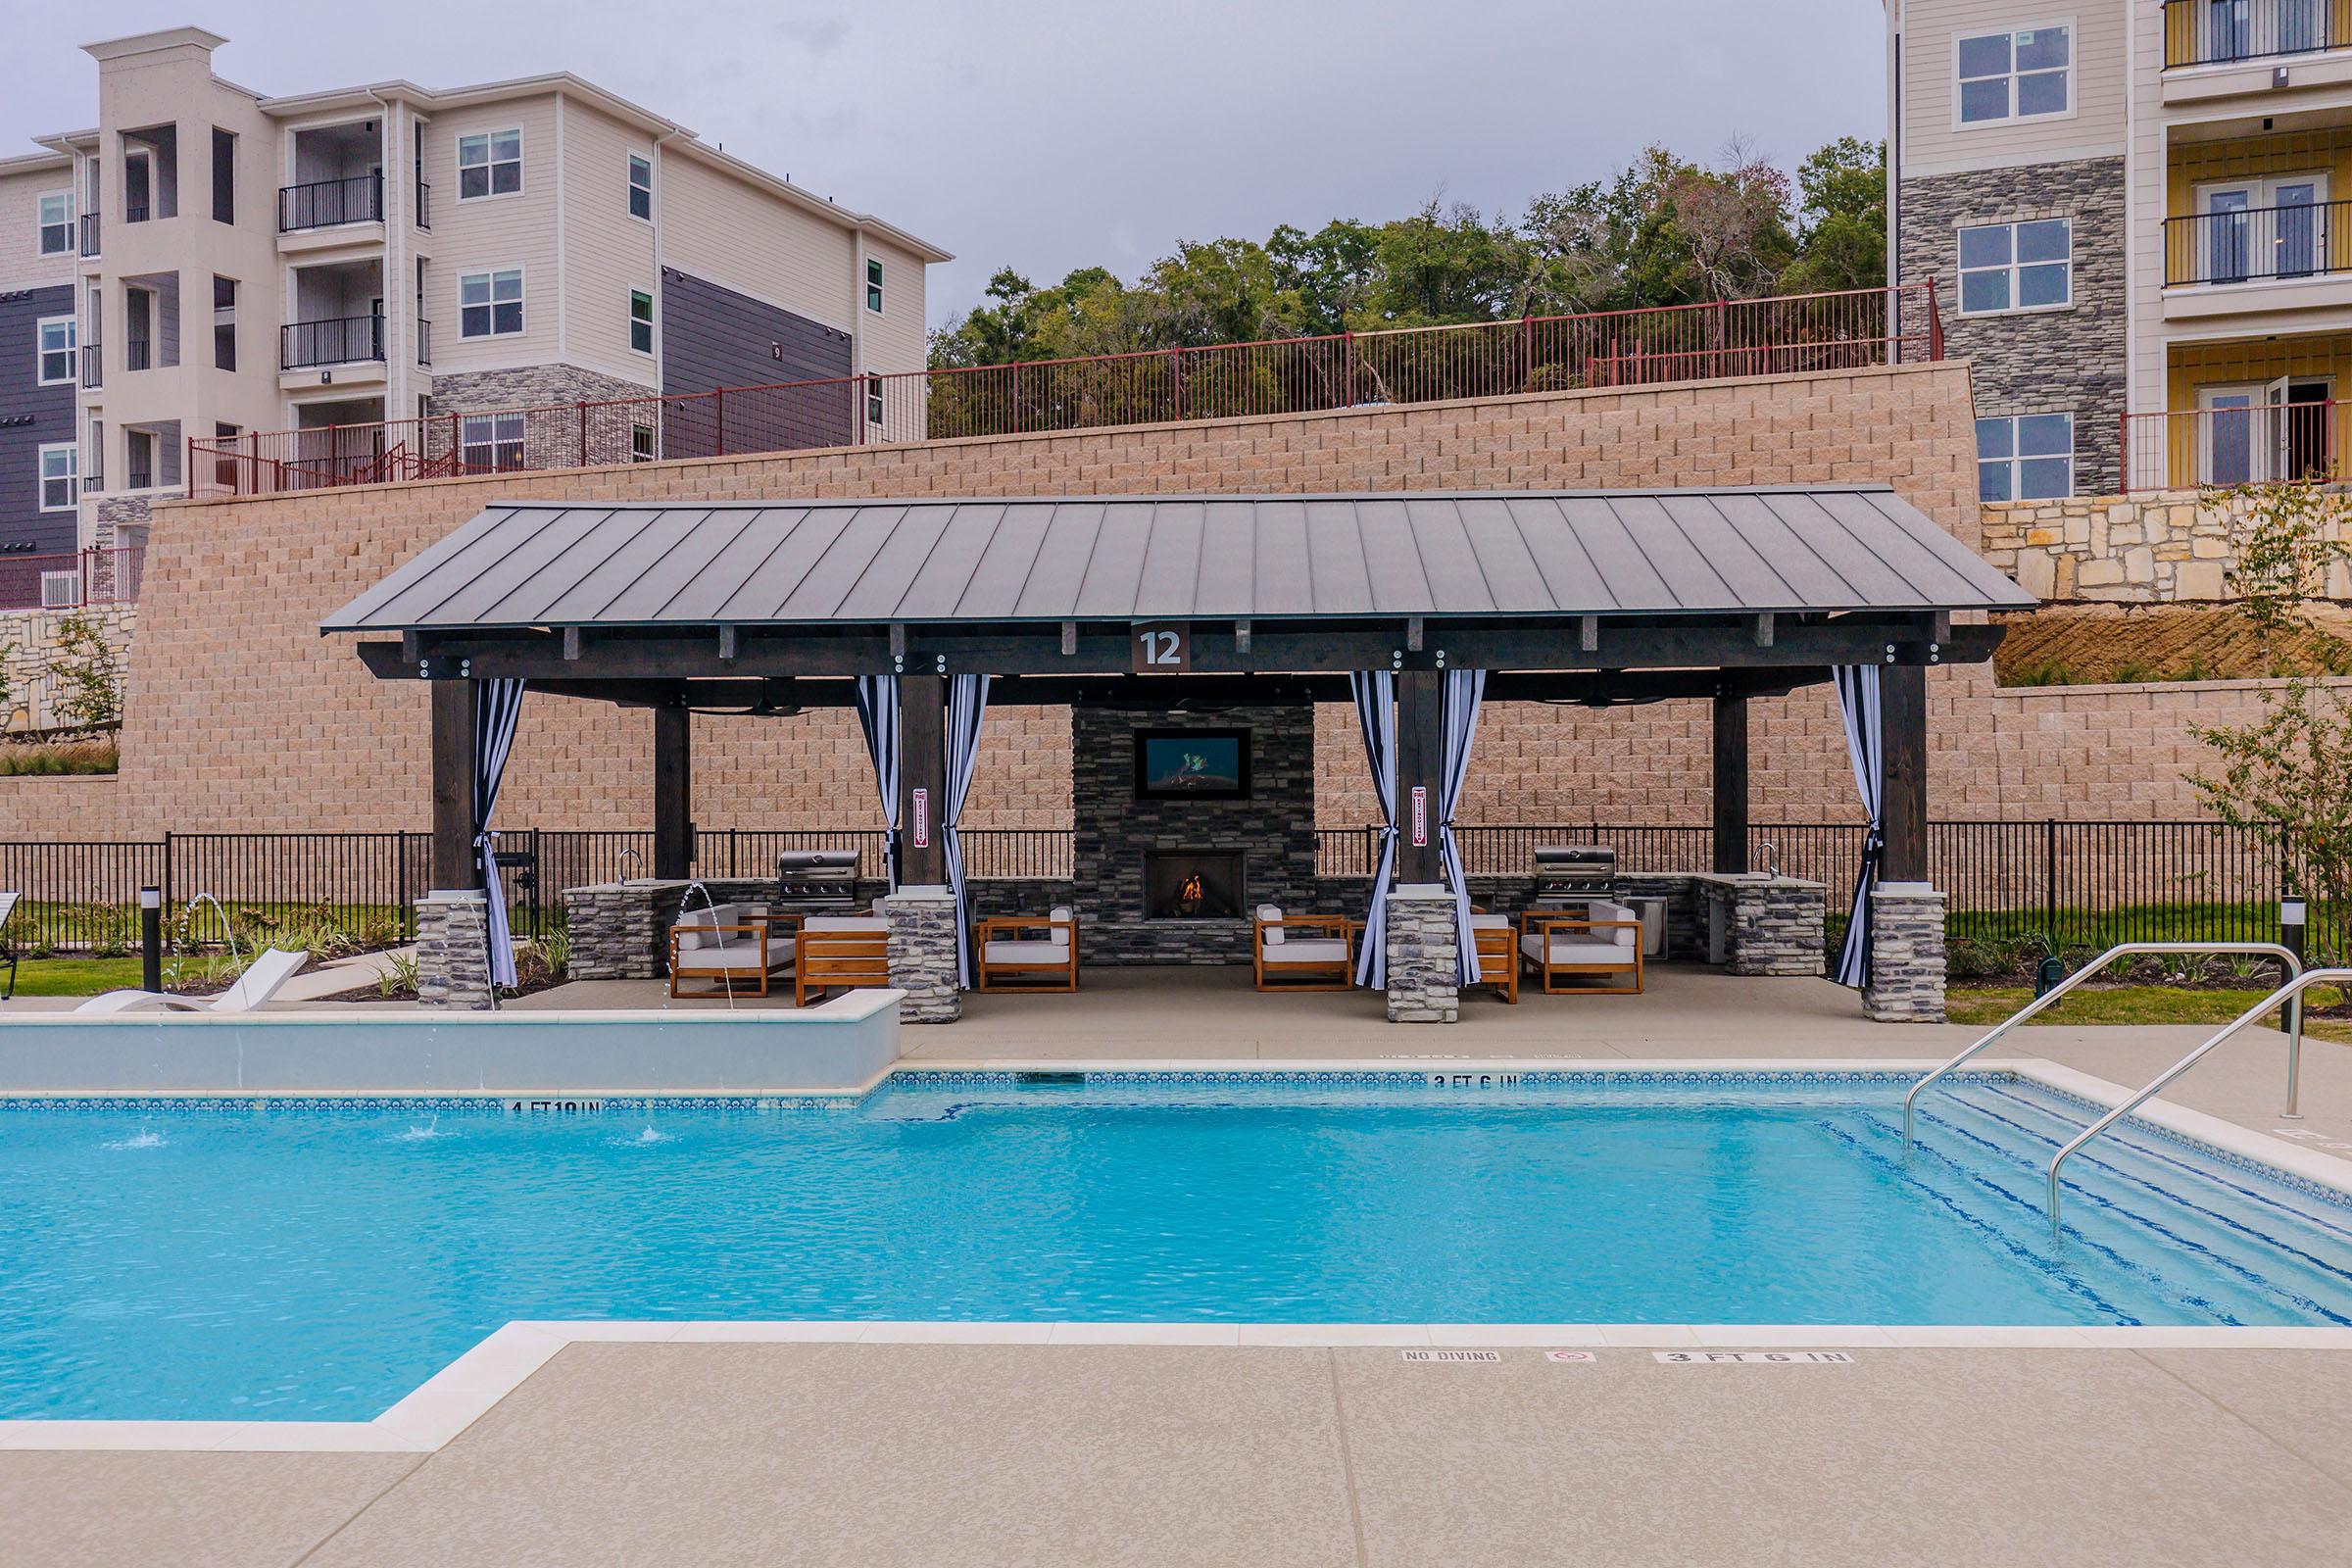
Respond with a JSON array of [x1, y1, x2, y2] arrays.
[[278, 172, 383, 233], [2165, 197, 2352, 285], [2164, 0, 2350, 68], [280, 315, 385, 370], [125, 338, 151, 371], [78, 213, 99, 258], [416, 318, 432, 367], [81, 344, 102, 389], [415, 181, 430, 230]]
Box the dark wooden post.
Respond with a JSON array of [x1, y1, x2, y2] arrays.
[[652, 700, 694, 879], [429, 679, 477, 890], [1711, 690, 1750, 874], [897, 672, 949, 887], [1880, 663, 1930, 883], [1394, 670, 1446, 885]]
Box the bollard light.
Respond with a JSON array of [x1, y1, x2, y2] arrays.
[[2282, 894, 2310, 1119], [137, 885, 164, 994]]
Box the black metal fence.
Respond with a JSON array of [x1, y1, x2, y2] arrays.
[[0, 822, 2336, 959]]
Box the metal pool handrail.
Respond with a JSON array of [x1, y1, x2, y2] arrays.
[[2046, 967, 2352, 1242], [1902, 943, 2306, 1143]]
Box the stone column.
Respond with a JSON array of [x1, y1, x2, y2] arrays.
[[1864, 882, 1947, 1024], [885, 884, 961, 1024], [1384, 884, 1460, 1024], [1725, 879, 1829, 978], [416, 889, 495, 1010]]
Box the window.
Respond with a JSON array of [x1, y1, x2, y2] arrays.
[[630, 422, 656, 462], [628, 154, 652, 220], [1978, 413, 2074, 501], [126, 429, 155, 490], [214, 276, 237, 371], [460, 412, 527, 472], [211, 127, 235, 223], [866, 373, 883, 424], [865, 256, 884, 314], [457, 129, 521, 200], [37, 191, 74, 255], [38, 444, 76, 512], [1957, 24, 2072, 124], [460, 268, 523, 337], [1958, 219, 2071, 315], [35, 317, 75, 384], [629, 289, 654, 354]]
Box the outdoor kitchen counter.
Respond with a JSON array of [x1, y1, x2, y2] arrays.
[[1683, 872, 1830, 977]]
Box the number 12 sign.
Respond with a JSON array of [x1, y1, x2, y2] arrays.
[[1132, 621, 1191, 672]]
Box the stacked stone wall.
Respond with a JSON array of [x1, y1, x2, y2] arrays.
[[1982, 486, 2352, 603]]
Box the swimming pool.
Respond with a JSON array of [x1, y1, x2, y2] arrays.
[[4, 1069, 2350, 1421]]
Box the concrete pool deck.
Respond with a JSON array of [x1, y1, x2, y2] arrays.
[[10, 965, 2352, 1564]]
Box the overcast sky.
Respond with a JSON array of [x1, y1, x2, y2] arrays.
[[4, 1, 1886, 330]]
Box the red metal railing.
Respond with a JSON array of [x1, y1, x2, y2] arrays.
[[2122, 397, 2352, 493], [0, 547, 146, 612], [189, 282, 1941, 500]]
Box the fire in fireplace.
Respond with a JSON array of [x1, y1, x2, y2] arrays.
[[1143, 851, 1245, 920]]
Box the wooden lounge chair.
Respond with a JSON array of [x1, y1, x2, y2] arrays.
[[975, 905, 1079, 992], [76, 947, 312, 1013], [1469, 909, 1519, 1004], [796, 914, 892, 1005], [668, 905, 796, 999], [1519, 903, 1644, 995], [1253, 906, 1358, 991]]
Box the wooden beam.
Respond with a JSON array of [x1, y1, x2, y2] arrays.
[[897, 673, 948, 887], [1712, 691, 1751, 874], [428, 679, 476, 891], [1880, 662, 1930, 884], [652, 702, 694, 879], [363, 617, 1997, 683], [1394, 670, 1445, 885]]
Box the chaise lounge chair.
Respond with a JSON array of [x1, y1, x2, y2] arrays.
[[975, 906, 1079, 992], [1519, 904, 1643, 995], [74, 946, 313, 1014], [1253, 906, 1358, 991], [796, 914, 892, 1005], [668, 905, 796, 999]]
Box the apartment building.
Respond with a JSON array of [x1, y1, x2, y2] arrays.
[[0, 25, 948, 562], [1886, 0, 2352, 497]]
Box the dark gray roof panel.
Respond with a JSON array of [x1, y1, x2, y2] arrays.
[[322, 487, 2035, 632]]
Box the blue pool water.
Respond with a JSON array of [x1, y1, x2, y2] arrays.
[[4, 1071, 2351, 1421]]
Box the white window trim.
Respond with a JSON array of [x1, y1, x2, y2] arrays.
[[1977, 412, 2076, 501], [628, 288, 655, 355], [458, 265, 526, 339], [455, 127, 524, 203], [866, 256, 884, 316], [1952, 19, 2078, 130], [34, 316, 77, 385], [36, 189, 74, 256], [629, 422, 657, 462], [627, 153, 654, 222], [37, 442, 77, 513], [1955, 218, 2075, 318]]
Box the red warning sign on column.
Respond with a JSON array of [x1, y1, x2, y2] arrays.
[[1410, 786, 1429, 847]]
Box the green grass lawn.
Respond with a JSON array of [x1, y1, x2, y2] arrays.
[[6, 956, 157, 997], [1948, 984, 2352, 1041]]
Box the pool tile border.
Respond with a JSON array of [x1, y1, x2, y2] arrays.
[[10, 1055, 2352, 1455]]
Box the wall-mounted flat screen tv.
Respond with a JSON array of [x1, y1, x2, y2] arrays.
[[1133, 729, 1251, 800]]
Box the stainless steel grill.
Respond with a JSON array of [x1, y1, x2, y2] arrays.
[[1531, 844, 1619, 907], [774, 850, 859, 914]]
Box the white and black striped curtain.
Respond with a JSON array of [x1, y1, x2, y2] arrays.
[[1439, 668, 1488, 985], [854, 675, 902, 892], [1351, 669, 1398, 988], [942, 673, 991, 989], [1833, 664, 1884, 988], [472, 678, 527, 991]]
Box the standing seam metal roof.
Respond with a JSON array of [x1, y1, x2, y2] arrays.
[[322, 487, 2035, 632]]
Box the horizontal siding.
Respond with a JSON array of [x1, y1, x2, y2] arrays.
[[0, 284, 81, 552], [658, 154, 858, 336], [659, 268, 854, 453], [417, 93, 563, 372], [859, 231, 928, 379], [0, 169, 76, 295], [1902, 0, 2129, 172], [557, 99, 660, 385]]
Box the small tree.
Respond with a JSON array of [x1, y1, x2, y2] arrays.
[[45, 612, 122, 732], [2189, 483, 2352, 956]]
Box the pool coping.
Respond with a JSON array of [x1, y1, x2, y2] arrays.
[[9, 1054, 2352, 1455]]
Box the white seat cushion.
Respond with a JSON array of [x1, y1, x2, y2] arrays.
[[1521, 933, 1636, 967], [1263, 937, 1348, 966], [985, 939, 1071, 966], [804, 916, 887, 935], [681, 936, 795, 973], [672, 905, 745, 952], [1470, 913, 1512, 930], [1256, 905, 1284, 945]]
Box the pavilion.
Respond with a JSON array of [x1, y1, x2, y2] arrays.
[[323, 486, 2034, 1021]]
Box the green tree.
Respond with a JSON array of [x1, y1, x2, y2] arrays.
[[45, 612, 122, 732]]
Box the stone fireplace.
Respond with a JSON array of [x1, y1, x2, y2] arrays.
[[1143, 850, 1247, 921]]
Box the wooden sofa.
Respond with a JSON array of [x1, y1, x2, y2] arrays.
[[796, 914, 893, 1005], [668, 905, 796, 999], [975, 906, 1079, 992], [1252, 906, 1359, 991], [1519, 902, 1644, 995]]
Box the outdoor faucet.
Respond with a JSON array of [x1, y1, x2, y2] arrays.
[[617, 847, 644, 884], [1757, 840, 1781, 879]]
